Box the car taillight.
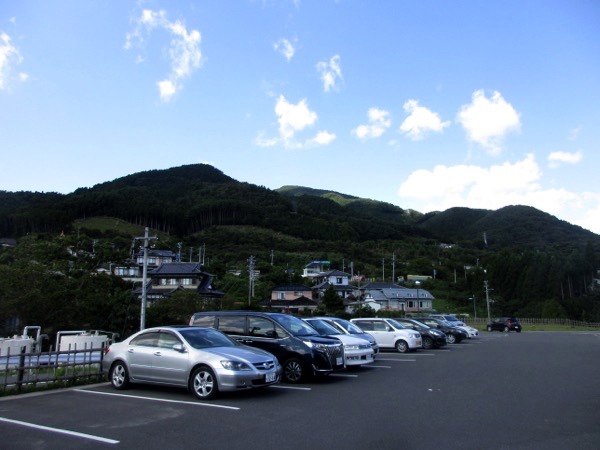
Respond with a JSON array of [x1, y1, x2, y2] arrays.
[[104, 347, 110, 355]]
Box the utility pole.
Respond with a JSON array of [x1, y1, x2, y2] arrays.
[[484, 280, 493, 323], [248, 255, 256, 305], [134, 227, 158, 331]]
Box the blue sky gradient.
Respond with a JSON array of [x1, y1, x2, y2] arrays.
[[1, 1, 599, 233]]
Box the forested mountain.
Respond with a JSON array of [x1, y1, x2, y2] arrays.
[[1, 163, 599, 330]]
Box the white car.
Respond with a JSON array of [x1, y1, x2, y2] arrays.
[[350, 318, 422, 353], [303, 318, 375, 366], [311, 316, 380, 357], [431, 314, 479, 338]]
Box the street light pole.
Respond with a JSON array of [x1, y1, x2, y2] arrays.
[[469, 295, 477, 320]]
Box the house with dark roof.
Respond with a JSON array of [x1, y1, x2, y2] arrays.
[[134, 262, 224, 302], [312, 269, 356, 300], [359, 281, 435, 313], [262, 284, 318, 313]]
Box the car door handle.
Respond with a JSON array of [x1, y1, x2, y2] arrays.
[[153, 351, 162, 356]]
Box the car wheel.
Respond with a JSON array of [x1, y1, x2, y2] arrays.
[[283, 358, 305, 383], [395, 340, 409, 353], [422, 337, 434, 350], [487, 325, 492, 332], [190, 366, 218, 400], [109, 361, 130, 390], [446, 334, 456, 344], [503, 326, 510, 332]]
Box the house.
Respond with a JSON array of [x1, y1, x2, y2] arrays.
[[312, 269, 355, 300], [271, 284, 313, 301], [263, 284, 318, 314], [302, 260, 330, 278], [134, 262, 224, 303], [359, 281, 435, 313], [112, 249, 176, 282]]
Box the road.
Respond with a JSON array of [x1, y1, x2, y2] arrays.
[[0, 331, 599, 449]]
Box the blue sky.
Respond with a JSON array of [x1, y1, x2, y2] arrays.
[[2, 1, 599, 234]]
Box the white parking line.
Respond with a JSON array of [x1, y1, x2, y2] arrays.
[[375, 358, 417, 362], [0, 416, 119, 444], [270, 385, 312, 391], [331, 373, 359, 378], [365, 365, 392, 369], [75, 389, 240, 410]]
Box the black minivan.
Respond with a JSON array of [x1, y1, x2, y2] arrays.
[[189, 311, 345, 383]]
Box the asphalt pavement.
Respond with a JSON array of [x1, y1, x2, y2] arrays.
[[0, 331, 599, 449]]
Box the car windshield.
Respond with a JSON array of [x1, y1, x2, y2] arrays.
[[305, 319, 341, 336], [387, 319, 408, 329], [272, 314, 320, 337], [179, 328, 238, 349], [332, 319, 365, 334], [407, 320, 429, 329]]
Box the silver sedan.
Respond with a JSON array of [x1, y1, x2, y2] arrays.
[[102, 326, 281, 400]]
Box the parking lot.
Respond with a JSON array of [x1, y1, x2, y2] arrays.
[[1, 331, 599, 449]]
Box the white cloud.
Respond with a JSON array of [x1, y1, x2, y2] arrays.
[[548, 151, 582, 168], [307, 130, 336, 146], [274, 38, 296, 62], [125, 9, 202, 102], [316, 54, 342, 92], [275, 95, 317, 141], [396, 154, 600, 233], [0, 31, 28, 91], [457, 90, 521, 155], [399, 100, 450, 140], [352, 108, 391, 140], [255, 95, 334, 149]]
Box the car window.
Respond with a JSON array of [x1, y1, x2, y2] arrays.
[[130, 331, 159, 347], [373, 321, 389, 331], [306, 319, 340, 336], [272, 314, 319, 337], [248, 316, 286, 339], [158, 332, 181, 349], [190, 315, 215, 327], [354, 320, 373, 331], [179, 328, 237, 349], [218, 316, 246, 336]]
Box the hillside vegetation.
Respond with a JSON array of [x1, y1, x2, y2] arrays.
[[0, 163, 599, 337]]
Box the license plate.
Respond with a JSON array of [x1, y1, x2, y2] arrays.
[[265, 372, 277, 383], [336, 357, 343, 366], [416, 340, 422, 346]]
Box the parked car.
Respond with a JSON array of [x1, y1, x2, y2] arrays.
[[102, 326, 281, 400], [311, 316, 379, 357], [430, 314, 479, 338], [487, 317, 522, 332], [412, 317, 469, 344], [189, 311, 345, 383], [350, 318, 422, 353], [393, 318, 447, 349], [303, 318, 374, 367]]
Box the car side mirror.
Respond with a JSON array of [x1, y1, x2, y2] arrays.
[[173, 344, 187, 353]]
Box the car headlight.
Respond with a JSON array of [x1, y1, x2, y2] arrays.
[[411, 333, 421, 339], [221, 360, 252, 371], [344, 344, 359, 351], [304, 341, 326, 349], [430, 330, 442, 336]]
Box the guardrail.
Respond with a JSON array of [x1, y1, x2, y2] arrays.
[[0, 344, 106, 395]]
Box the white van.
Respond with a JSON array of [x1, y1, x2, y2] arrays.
[[350, 318, 422, 353]]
